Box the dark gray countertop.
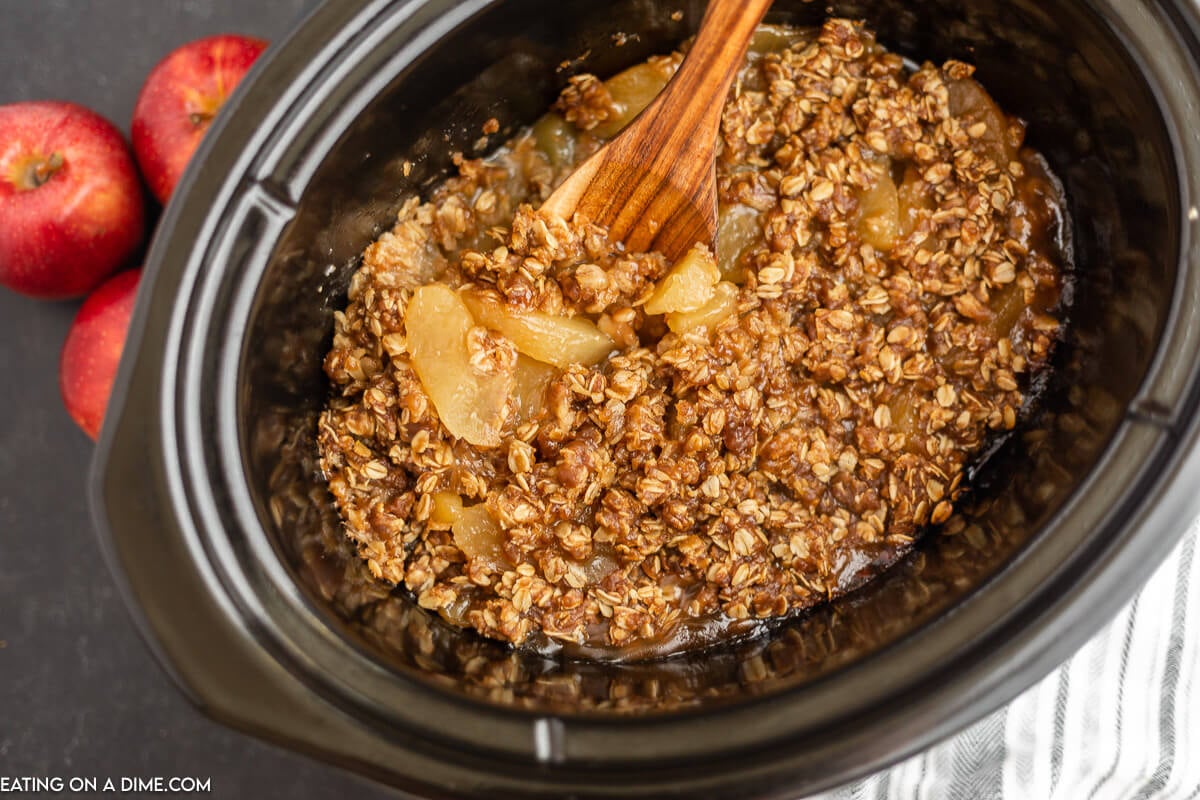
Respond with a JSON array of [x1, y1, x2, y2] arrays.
[[0, 2, 394, 796]]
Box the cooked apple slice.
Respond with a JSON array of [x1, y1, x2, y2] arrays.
[[644, 244, 721, 316], [461, 291, 615, 368], [406, 284, 512, 447], [666, 281, 740, 334], [592, 61, 674, 139], [430, 492, 464, 525], [857, 171, 900, 251], [452, 504, 508, 568], [897, 164, 933, 241], [581, 545, 619, 585], [532, 112, 576, 168], [748, 24, 808, 55], [988, 283, 1026, 339], [513, 355, 558, 422], [716, 204, 759, 283], [948, 77, 1016, 164], [887, 387, 927, 454]]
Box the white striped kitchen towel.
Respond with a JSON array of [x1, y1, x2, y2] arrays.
[[812, 519, 1200, 800]]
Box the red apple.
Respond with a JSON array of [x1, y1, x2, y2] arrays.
[[0, 101, 145, 299], [132, 34, 268, 204], [60, 268, 141, 440]]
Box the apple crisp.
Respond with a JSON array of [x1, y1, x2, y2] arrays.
[[317, 19, 1068, 655]]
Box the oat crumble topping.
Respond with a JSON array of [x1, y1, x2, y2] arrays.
[[317, 19, 1066, 655]]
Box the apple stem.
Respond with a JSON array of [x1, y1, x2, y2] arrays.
[[17, 152, 64, 191], [188, 111, 214, 129]]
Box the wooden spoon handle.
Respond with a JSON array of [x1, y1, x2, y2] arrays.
[[542, 0, 773, 260], [654, 0, 774, 135]]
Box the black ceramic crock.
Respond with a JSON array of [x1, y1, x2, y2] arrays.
[[91, 1, 1200, 797]]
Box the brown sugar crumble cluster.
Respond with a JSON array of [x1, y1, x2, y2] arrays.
[[317, 19, 1068, 655]]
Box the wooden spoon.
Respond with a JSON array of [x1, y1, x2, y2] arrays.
[[541, 0, 774, 262]]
